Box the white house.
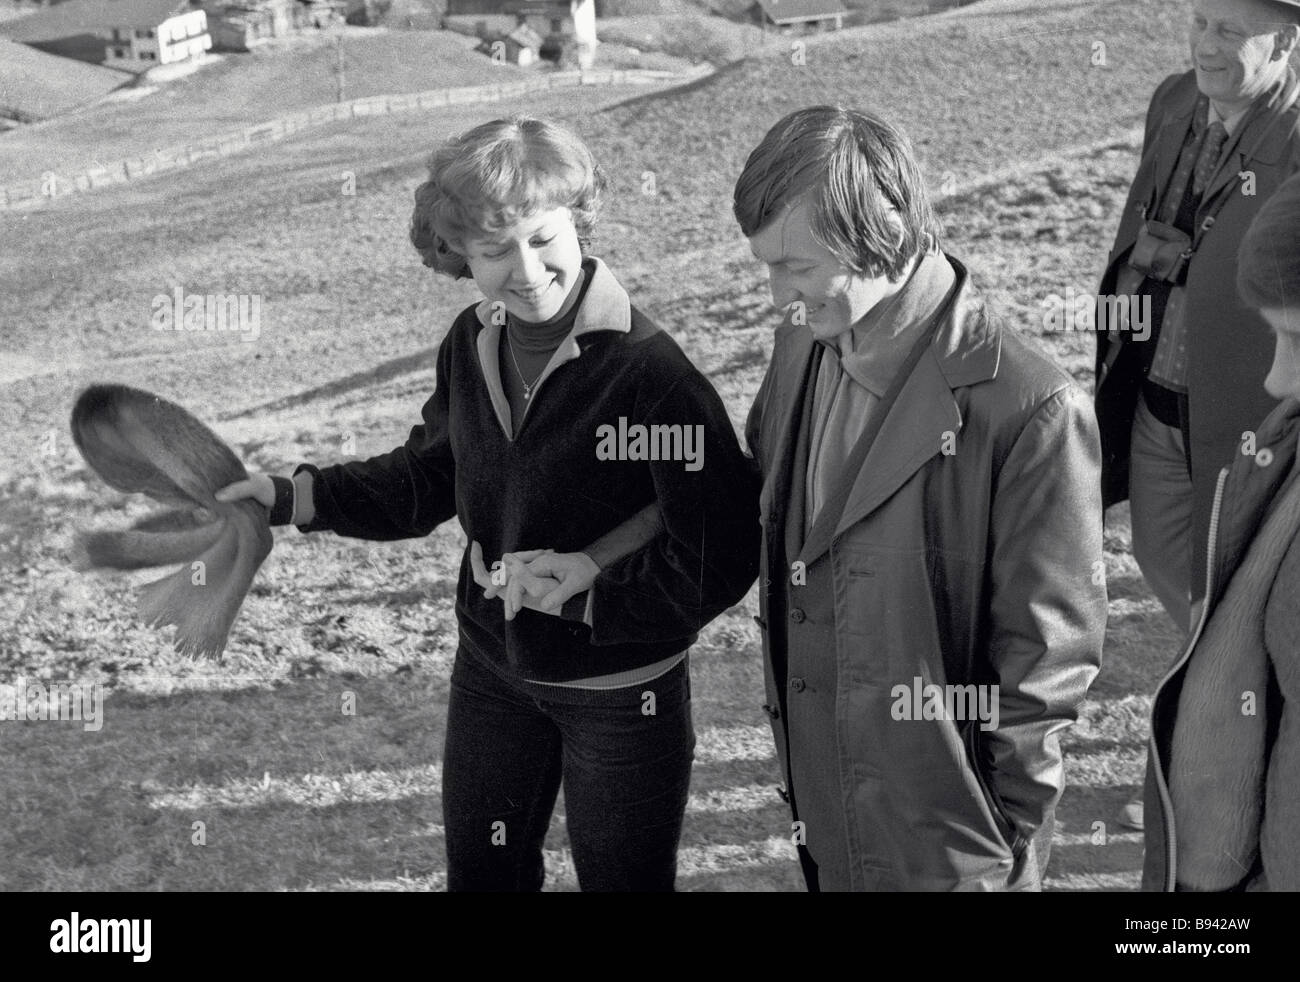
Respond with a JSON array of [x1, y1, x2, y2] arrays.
[[101, 0, 212, 68], [513, 0, 596, 51]]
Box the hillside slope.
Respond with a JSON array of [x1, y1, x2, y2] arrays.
[[0, 37, 131, 122], [0, 27, 528, 181], [0, 0, 1197, 892]]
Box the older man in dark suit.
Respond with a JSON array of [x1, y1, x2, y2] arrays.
[[1095, 0, 1300, 831], [1097, 0, 1300, 628]]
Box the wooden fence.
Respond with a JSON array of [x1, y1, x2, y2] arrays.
[[0, 66, 710, 210]]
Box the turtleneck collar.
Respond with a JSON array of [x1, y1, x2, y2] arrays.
[[507, 264, 589, 352]]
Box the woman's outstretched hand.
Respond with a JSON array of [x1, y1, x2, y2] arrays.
[[215, 474, 276, 508]]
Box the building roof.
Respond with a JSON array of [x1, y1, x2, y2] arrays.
[[0, 0, 195, 40], [206, 0, 295, 12], [756, 0, 847, 24], [506, 23, 542, 48], [0, 36, 130, 119]]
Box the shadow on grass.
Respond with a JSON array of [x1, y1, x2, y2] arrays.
[[323, 583, 457, 607], [0, 659, 800, 891], [218, 348, 436, 423]]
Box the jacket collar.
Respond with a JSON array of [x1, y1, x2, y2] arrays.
[[824, 248, 958, 397], [473, 255, 631, 337], [767, 253, 998, 399], [473, 256, 631, 440], [760, 254, 1000, 563]]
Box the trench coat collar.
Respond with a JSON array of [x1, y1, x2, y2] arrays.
[[759, 255, 999, 566]]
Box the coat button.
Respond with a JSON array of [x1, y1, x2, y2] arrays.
[[790, 607, 806, 623], [776, 785, 790, 803], [790, 677, 806, 693], [762, 702, 781, 720]]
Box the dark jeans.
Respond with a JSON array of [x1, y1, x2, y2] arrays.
[[442, 646, 695, 892]]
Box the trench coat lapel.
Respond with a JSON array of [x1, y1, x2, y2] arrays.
[[834, 349, 963, 539], [794, 260, 996, 568], [758, 321, 816, 528], [794, 347, 961, 567]]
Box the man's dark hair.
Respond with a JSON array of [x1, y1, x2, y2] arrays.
[[732, 106, 941, 282]]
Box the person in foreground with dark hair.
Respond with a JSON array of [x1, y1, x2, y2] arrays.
[[734, 106, 1106, 891], [1144, 168, 1300, 892], [216, 116, 760, 891]]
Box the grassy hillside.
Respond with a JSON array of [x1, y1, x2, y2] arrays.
[[1, 0, 1193, 890], [605, 0, 949, 26], [0, 26, 529, 182], [0, 36, 130, 120], [597, 14, 772, 65]]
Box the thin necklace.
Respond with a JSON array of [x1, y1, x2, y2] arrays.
[[504, 268, 585, 401], [505, 330, 543, 401]]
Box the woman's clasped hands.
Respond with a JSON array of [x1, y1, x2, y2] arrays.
[[469, 542, 600, 621]]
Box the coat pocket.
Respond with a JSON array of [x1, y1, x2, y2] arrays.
[[963, 719, 1026, 860]]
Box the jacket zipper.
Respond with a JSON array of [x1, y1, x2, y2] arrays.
[[1149, 465, 1228, 891]]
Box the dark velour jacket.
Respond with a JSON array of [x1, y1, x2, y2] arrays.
[[295, 258, 761, 682]]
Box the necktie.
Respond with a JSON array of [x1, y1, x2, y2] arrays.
[[1156, 106, 1208, 226], [1193, 120, 1229, 197]]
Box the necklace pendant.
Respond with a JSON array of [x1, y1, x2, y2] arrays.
[[523, 386, 532, 401]]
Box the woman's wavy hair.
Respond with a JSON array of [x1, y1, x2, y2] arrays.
[[732, 106, 941, 282], [1239, 169, 1300, 320], [410, 116, 605, 279]]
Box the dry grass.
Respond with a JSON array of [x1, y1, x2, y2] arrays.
[[0, 0, 1192, 890]]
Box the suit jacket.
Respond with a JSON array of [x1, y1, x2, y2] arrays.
[[746, 257, 1107, 890], [1095, 69, 1300, 597]]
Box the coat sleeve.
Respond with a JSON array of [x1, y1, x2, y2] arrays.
[[294, 333, 458, 541], [983, 383, 1107, 875], [586, 374, 761, 645]]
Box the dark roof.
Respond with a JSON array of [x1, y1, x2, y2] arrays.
[[756, 0, 847, 24], [506, 23, 542, 48], [0, 0, 194, 40]]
